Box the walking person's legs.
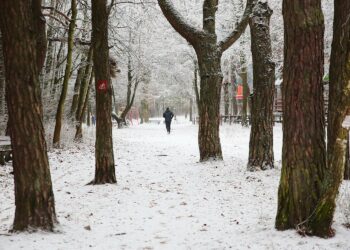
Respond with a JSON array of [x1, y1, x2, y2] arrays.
[[166, 121, 170, 133]]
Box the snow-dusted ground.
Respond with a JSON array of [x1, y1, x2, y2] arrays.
[[1, 118, 350, 249]]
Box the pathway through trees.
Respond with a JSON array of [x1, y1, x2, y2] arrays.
[[0, 121, 349, 249]]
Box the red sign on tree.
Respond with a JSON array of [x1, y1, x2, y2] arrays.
[[97, 80, 108, 92]]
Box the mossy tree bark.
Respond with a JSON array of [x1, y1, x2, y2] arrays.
[[247, 1, 275, 171], [305, 0, 350, 238], [275, 0, 326, 232], [91, 0, 116, 184], [158, 0, 254, 161], [53, 0, 77, 146], [0, 0, 57, 231]]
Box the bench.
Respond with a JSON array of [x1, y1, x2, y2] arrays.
[[0, 136, 11, 165]]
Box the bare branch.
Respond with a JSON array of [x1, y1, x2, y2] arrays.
[[157, 0, 204, 45], [218, 0, 254, 52]]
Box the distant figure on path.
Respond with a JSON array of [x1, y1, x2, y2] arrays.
[[91, 114, 96, 126], [163, 107, 174, 134]]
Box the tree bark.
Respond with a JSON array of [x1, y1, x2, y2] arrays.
[[0, 0, 57, 231], [275, 0, 326, 233], [75, 72, 93, 141], [91, 0, 116, 184], [53, 0, 77, 146], [119, 54, 139, 126], [70, 56, 86, 117], [0, 30, 7, 135], [75, 47, 93, 121], [305, 0, 350, 238], [247, 1, 275, 171]]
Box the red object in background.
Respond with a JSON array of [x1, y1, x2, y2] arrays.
[[236, 85, 243, 100], [97, 80, 108, 91]]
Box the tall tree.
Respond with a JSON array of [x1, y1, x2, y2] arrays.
[[90, 0, 116, 184], [275, 0, 326, 233], [158, 0, 254, 161], [53, 0, 77, 146], [247, 1, 275, 171], [305, 0, 350, 238], [0, 0, 57, 231]]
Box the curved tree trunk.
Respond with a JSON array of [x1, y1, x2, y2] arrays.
[[306, 0, 350, 238], [275, 0, 326, 233], [53, 0, 77, 146], [91, 0, 116, 184], [247, 1, 275, 171], [0, 0, 57, 231]]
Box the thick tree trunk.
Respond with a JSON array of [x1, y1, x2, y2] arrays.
[[305, 0, 350, 238], [247, 1, 275, 171], [275, 0, 326, 233], [196, 46, 223, 161], [91, 0, 116, 184], [0, 31, 7, 135], [53, 0, 77, 146], [0, 0, 57, 231]]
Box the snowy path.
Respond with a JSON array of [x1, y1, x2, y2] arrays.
[[1, 120, 350, 249]]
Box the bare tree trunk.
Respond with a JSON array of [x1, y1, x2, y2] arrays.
[[0, 0, 57, 231], [53, 0, 77, 146], [90, 0, 116, 184], [305, 0, 350, 238], [247, 1, 275, 171], [275, 0, 326, 234], [70, 56, 86, 117], [75, 47, 93, 121], [75, 72, 93, 141], [0, 31, 7, 136]]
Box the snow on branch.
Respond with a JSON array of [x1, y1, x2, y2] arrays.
[[157, 0, 205, 45], [218, 0, 255, 52]]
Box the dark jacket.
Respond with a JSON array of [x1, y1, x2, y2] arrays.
[[163, 110, 174, 122]]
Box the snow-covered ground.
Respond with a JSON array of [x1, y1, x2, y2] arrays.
[[1, 118, 350, 249]]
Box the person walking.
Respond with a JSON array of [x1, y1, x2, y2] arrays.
[[163, 107, 174, 134]]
